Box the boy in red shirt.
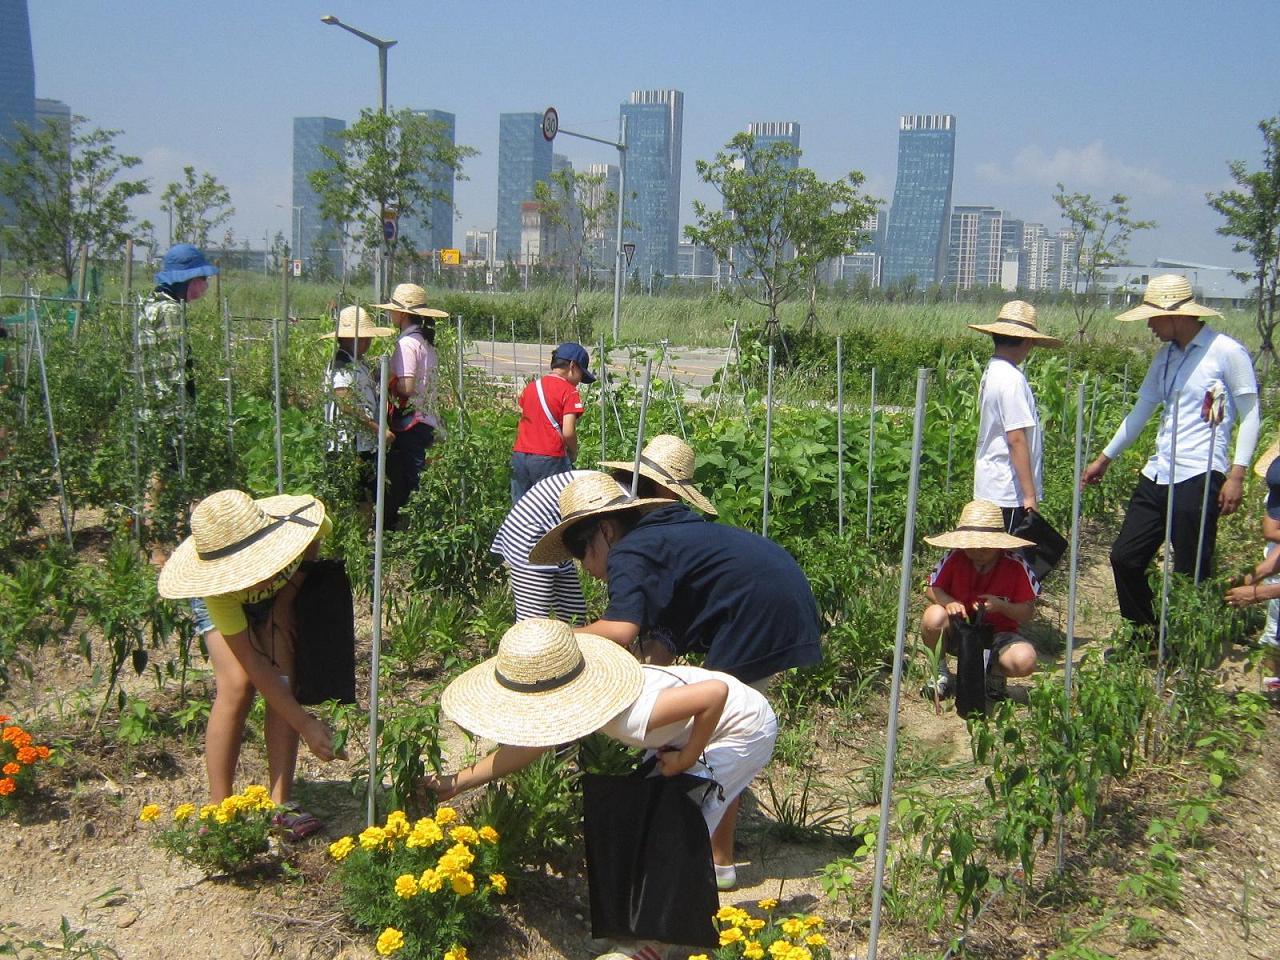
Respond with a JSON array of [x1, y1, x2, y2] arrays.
[[510, 342, 595, 503], [920, 499, 1040, 701]]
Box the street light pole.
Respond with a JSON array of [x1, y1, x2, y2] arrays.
[[321, 14, 397, 300]]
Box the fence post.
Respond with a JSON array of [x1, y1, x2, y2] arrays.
[[836, 337, 844, 537], [867, 368, 930, 960], [125, 242, 144, 545], [599, 330, 607, 461], [29, 291, 73, 546], [629, 359, 654, 498], [272, 317, 284, 495], [368, 355, 391, 827], [763, 344, 775, 537], [867, 366, 877, 542]]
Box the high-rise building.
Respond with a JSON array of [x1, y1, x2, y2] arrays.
[[620, 89, 684, 281], [400, 108, 456, 255], [733, 122, 801, 274], [946, 205, 1007, 290], [464, 227, 495, 266], [33, 98, 71, 175], [497, 112, 553, 263], [882, 114, 956, 288], [1018, 222, 1077, 292], [291, 117, 346, 275], [582, 162, 619, 269], [0, 0, 36, 222]]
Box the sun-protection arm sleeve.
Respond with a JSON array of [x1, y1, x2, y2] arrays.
[[1232, 391, 1261, 469], [1102, 394, 1161, 461]]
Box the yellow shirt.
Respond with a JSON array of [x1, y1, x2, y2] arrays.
[[203, 516, 332, 636]]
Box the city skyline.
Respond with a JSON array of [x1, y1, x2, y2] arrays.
[[15, 2, 1280, 270]]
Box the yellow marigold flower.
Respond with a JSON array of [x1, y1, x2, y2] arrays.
[[442, 948, 468, 960], [769, 942, 792, 959], [139, 804, 161, 822], [198, 803, 218, 820], [488, 873, 507, 895], [329, 836, 355, 861], [744, 942, 765, 960], [374, 927, 404, 956], [719, 927, 744, 946], [451, 871, 475, 896], [408, 818, 444, 847], [442, 842, 475, 869], [780, 918, 806, 938], [2, 763, 19, 776], [803, 915, 823, 929], [449, 825, 479, 845], [214, 808, 232, 825], [688, 955, 711, 960], [716, 905, 748, 924], [393, 874, 419, 899], [419, 868, 444, 893], [173, 803, 196, 823], [434, 806, 458, 825], [788, 948, 811, 960], [385, 810, 411, 839], [478, 825, 499, 844], [757, 897, 779, 911], [359, 826, 388, 851], [805, 933, 826, 947], [745, 918, 766, 933], [242, 785, 269, 800]]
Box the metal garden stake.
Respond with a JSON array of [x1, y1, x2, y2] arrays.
[[1156, 401, 1179, 692], [368, 355, 391, 827], [762, 344, 775, 537], [272, 317, 284, 494], [1056, 382, 1086, 875], [867, 366, 877, 542], [836, 336, 844, 537], [629, 358, 654, 498]]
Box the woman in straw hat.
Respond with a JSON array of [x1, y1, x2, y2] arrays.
[[1082, 274, 1259, 630], [968, 301, 1061, 530], [423, 618, 778, 908], [322, 306, 396, 513], [374, 283, 449, 529], [158, 490, 341, 837], [599, 433, 719, 516], [1223, 443, 1280, 692], [920, 500, 1040, 702]]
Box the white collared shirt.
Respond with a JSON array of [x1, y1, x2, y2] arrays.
[[1131, 325, 1257, 483]]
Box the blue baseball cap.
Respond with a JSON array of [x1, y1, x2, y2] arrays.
[[1266, 457, 1280, 520], [155, 243, 219, 285], [553, 342, 596, 383]]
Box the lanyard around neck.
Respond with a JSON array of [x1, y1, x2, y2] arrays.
[[1161, 341, 1197, 404]]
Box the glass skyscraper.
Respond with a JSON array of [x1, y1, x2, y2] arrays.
[[400, 108, 456, 255], [734, 121, 800, 276], [620, 89, 683, 281], [496, 112, 552, 263], [292, 117, 346, 275], [0, 0, 36, 222], [882, 114, 956, 288]]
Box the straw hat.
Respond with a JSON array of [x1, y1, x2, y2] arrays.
[[319, 305, 395, 340], [157, 490, 326, 599], [967, 301, 1063, 346], [599, 434, 718, 516], [527, 472, 670, 566], [1115, 274, 1221, 323], [924, 500, 1035, 551], [1254, 439, 1280, 479], [373, 282, 449, 319], [440, 619, 644, 747]]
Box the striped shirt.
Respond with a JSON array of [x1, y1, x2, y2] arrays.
[[139, 292, 186, 414], [490, 469, 594, 570]]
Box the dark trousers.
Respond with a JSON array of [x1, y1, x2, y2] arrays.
[[386, 423, 434, 529], [1110, 471, 1223, 626], [510, 450, 572, 504]]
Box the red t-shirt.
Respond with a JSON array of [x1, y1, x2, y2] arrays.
[[926, 550, 1039, 633], [513, 375, 586, 457]]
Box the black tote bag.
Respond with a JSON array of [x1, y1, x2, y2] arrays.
[[581, 757, 720, 948], [1011, 508, 1068, 582], [292, 560, 357, 706], [951, 611, 993, 719]]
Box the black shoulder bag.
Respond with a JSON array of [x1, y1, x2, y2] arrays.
[[951, 606, 993, 719], [291, 559, 357, 706], [1010, 507, 1068, 582]]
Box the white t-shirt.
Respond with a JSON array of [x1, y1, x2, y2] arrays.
[[973, 357, 1042, 508], [324, 354, 379, 453]]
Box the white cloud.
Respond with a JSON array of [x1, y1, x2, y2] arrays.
[[977, 141, 1175, 196]]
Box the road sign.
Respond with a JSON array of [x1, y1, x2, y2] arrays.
[[291, 259, 302, 277], [485, 271, 494, 286], [382, 208, 398, 243], [623, 242, 636, 267], [542, 107, 559, 142], [439, 248, 461, 266]]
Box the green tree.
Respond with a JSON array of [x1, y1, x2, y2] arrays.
[[685, 132, 876, 334], [1207, 117, 1280, 375], [160, 165, 234, 249], [0, 116, 150, 283], [1053, 184, 1155, 342], [534, 167, 615, 324], [309, 108, 475, 285]]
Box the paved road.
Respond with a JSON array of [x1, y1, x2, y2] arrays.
[[464, 340, 732, 391]]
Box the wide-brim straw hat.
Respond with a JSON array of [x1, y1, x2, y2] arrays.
[[320, 305, 395, 340], [528, 472, 670, 566], [599, 434, 718, 516], [1254, 439, 1280, 479], [441, 619, 644, 747], [967, 300, 1063, 346], [924, 499, 1035, 550], [373, 282, 449, 319], [158, 490, 326, 599], [1115, 274, 1221, 323]]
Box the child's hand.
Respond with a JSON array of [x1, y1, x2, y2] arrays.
[[419, 773, 460, 802], [944, 601, 967, 618], [656, 746, 694, 777], [977, 595, 1005, 614]]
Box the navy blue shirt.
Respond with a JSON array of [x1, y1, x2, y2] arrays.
[[603, 504, 822, 684]]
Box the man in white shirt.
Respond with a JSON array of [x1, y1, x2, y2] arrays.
[[969, 301, 1063, 536], [1082, 274, 1260, 627]]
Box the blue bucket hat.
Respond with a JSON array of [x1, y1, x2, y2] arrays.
[[155, 243, 219, 285], [553, 342, 596, 383]]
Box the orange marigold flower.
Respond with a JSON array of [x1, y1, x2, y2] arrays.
[[2, 763, 19, 776], [16, 747, 38, 765], [0, 778, 15, 796], [34, 746, 50, 760], [2, 727, 22, 743], [0, 715, 11, 723]]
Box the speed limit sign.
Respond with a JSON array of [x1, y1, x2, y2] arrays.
[[541, 107, 559, 142]]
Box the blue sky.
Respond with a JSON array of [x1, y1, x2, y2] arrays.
[[29, 1, 1280, 267]]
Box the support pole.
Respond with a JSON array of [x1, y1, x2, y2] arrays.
[[763, 344, 776, 538], [368, 356, 390, 827], [944, 423, 955, 494], [72, 244, 89, 340], [281, 248, 291, 353], [177, 301, 188, 484], [836, 337, 844, 537], [867, 368, 930, 960], [599, 331, 607, 461], [223, 297, 235, 458], [272, 317, 284, 495], [1194, 418, 1220, 583], [1156, 403, 1179, 692], [125, 242, 143, 545], [456, 315, 466, 511], [611, 114, 628, 342], [629, 359, 654, 498], [30, 295, 73, 546], [867, 366, 877, 542]]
